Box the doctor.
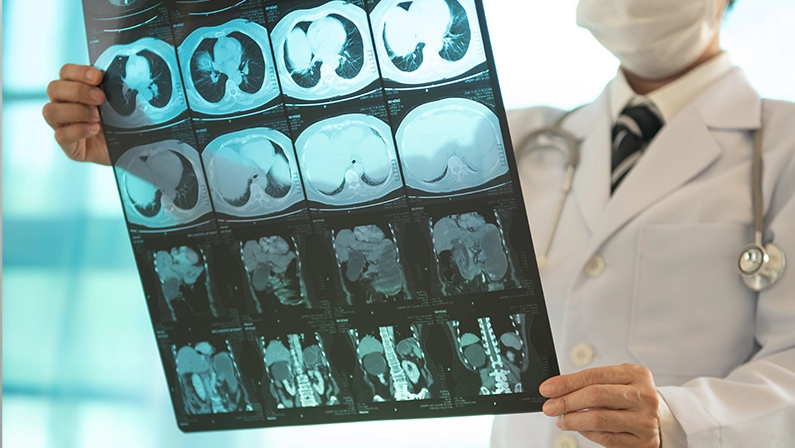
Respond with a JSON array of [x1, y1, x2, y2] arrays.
[[493, 0, 795, 447], [42, 0, 795, 447]]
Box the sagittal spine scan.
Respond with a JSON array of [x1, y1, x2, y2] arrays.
[[371, 0, 486, 85], [202, 128, 304, 218], [431, 210, 520, 295], [115, 140, 213, 229], [396, 98, 507, 193], [95, 38, 187, 128], [240, 234, 311, 311], [179, 19, 280, 116], [263, 334, 342, 409], [446, 314, 528, 395], [154, 245, 222, 322], [272, 1, 379, 101], [174, 340, 253, 415], [295, 114, 402, 207], [332, 224, 411, 304], [349, 324, 433, 402]]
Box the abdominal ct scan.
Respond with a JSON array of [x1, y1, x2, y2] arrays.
[[115, 141, 213, 229], [173, 340, 253, 415], [154, 245, 223, 322], [240, 234, 310, 312], [332, 224, 411, 305], [371, 0, 486, 85], [95, 38, 187, 129], [444, 314, 529, 396], [203, 128, 304, 218], [348, 324, 434, 402], [295, 114, 402, 207], [431, 211, 519, 295], [262, 334, 343, 409], [179, 19, 280, 116], [272, 1, 379, 101], [396, 98, 507, 194]]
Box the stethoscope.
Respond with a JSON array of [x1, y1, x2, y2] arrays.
[[518, 108, 786, 292]]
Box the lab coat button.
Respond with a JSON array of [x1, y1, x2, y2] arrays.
[[571, 344, 594, 367], [583, 254, 606, 277], [554, 434, 578, 448]]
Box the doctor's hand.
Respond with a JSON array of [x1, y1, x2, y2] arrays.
[[43, 64, 110, 165], [540, 364, 661, 448]]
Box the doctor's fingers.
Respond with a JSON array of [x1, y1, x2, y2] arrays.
[[53, 123, 104, 160], [579, 430, 659, 448], [556, 410, 659, 446], [59, 64, 104, 86], [540, 364, 651, 398], [542, 385, 646, 416], [47, 79, 106, 106], [43, 103, 100, 129]]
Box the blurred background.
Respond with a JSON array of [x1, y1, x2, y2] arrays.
[[3, 0, 795, 447]]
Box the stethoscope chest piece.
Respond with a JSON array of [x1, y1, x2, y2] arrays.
[[738, 242, 786, 291]]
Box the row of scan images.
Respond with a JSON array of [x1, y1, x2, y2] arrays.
[[170, 314, 545, 417], [117, 99, 508, 227], [146, 211, 523, 318], [96, 0, 487, 128]]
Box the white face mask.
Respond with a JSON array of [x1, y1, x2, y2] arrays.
[[576, 0, 721, 80]]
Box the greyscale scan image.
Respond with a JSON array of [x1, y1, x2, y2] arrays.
[[332, 224, 411, 304], [348, 324, 435, 402], [295, 114, 403, 207], [240, 234, 311, 311], [94, 37, 188, 129], [178, 19, 281, 116], [262, 334, 344, 409], [371, 0, 486, 85], [202, 128, 305, 218], [153, 245, 223, 322], [431, 211, 520, 295], [396, 98, 508, 194], [272, 1, 379, 101], [173, 340, 254, 415], [115, 141, 213, 229]]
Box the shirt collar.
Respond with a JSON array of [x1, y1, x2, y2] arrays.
[[609, 52, 735, 123]]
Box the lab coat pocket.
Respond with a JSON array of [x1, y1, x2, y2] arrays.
[[630, 223, 757, 377]]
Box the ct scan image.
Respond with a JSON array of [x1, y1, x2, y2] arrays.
[[115, 140, 214, 229], [371, 0, 486, 85], [271, 1, 380, 101], [430, 210, 520, 296], [202, 127, 305, 218], [331, 223, 412, 305], [178, 18, 281, 116], [396, 98, 508, 194], [262, 333, 345, 409], [294, 114, 403, 208], [239, 233, 312, 312], [173, 339, 254, 415], [94, 37, 188, 129]]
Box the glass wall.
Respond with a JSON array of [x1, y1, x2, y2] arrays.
[[3, 0, 794, 447]]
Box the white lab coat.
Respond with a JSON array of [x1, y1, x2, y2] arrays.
[[491, 67, 795, 447]]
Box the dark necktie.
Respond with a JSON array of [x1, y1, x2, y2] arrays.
[[611, 104, 664, 193]]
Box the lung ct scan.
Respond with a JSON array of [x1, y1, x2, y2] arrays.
[[202, 128, 305, 218], [115, 141, 213, 229], [95, 37, 187, 129], [371, 0, 486, 85], [396, 98, 508, 194], [272, 1, 379, 101], [179, 19, 281, 116], [295, 114, 403, 208]]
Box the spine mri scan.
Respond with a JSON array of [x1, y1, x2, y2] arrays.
[[272, 1, 379, 101], [95, 37, 188, 129], [179, 19, 281, 116], [295, 114, 403, 207], [371, 0, 486, 84], [396, 98, 508, 194], [202, 128, 304, 218], [115, 140, 214, 229]]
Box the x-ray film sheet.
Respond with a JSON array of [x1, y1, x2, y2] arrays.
[[82, 0, 559, 432]]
